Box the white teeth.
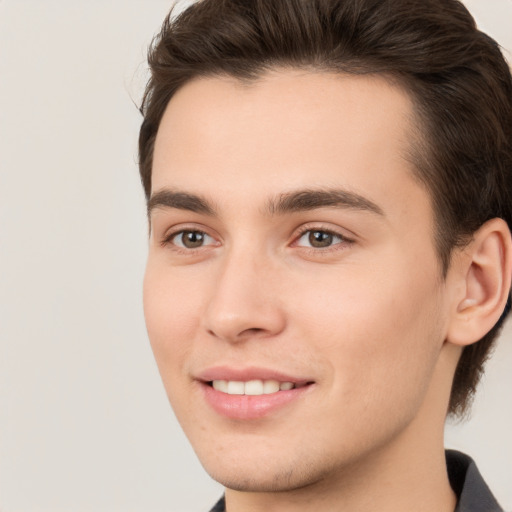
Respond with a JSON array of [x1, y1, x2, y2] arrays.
[[245, 380, 264, 395], [211, 379, 297, 395], [262, 380, 280, 394], [212, 380, 228, 393], [227, 381, 245, 395]]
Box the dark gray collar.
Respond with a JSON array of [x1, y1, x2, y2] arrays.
[[447, 450, 503, 512]]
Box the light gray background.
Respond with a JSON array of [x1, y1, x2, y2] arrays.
[[0, 1, 511, 511]]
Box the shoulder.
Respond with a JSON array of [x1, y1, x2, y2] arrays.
[[446, 450, 504, 512], [208, 496, 225, 512]]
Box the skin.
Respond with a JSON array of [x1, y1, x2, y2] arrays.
[[143, 70, 509, 511]]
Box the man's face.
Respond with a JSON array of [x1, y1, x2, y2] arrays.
[[144, 71, 453, 491]]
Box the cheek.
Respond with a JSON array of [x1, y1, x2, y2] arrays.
[[143, 263, 202, 373], [297, 262, 445, 412]]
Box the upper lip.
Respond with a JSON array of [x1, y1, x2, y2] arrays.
[[196, 366, 313, 384]]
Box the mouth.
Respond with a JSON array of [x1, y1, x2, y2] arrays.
[[197, 369, 315, 420], [208, 379, 310, 396]]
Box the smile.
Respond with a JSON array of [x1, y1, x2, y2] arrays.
[[200, 372, 314, 420], [210, 379, 310, 395]]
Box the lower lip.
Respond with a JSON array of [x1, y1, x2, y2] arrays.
[[201, 383, 313, 420]]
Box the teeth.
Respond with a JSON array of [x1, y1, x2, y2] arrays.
[[211, 379, 296, 396], [263, 380, 280, 394], [212, 380, 228, 393], [227, 381, 245, 395], [245, 380, 263, 395]]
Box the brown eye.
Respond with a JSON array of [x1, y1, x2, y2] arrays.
[[173, 230, 213, 249], [308, 230, 334, 248], [295, 229, 345, 249]]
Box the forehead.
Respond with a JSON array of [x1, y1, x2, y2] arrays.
[[152, 70, 429, 226], [154, 70, 414, 169]]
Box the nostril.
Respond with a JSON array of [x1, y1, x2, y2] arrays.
[[207, 326, 267, 341], [203, 297, 286, 342], [242, 327, 265, 335]]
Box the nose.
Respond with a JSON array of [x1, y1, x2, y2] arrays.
[[202, 249, 286, 343]]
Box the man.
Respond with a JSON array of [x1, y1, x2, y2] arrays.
[[138, 0, 512, 510]]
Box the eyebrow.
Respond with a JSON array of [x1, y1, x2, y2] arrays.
[[148, 189, 216, 217], [266, 188, 384, 216], [147, 187, 384, 218]]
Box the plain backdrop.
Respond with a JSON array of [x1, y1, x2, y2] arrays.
[[0, 1, 511, 511]]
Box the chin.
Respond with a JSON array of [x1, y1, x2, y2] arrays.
[[196, 441, 343, 493], [205, 463, 324, 493]]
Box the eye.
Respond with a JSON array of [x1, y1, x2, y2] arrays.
[[295, 229, 346, 248], [170, 230, 216, 249]]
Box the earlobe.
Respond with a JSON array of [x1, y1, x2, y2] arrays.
[[447, 218, 512, 347]]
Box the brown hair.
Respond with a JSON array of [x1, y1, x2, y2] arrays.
[[139, 0, 512, 416]]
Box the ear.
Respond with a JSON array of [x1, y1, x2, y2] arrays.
[[446, 218, 512, 347]]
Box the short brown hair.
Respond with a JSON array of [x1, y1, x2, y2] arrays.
[[138, 0, 512, 416]]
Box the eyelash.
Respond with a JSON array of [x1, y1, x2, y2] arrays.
[[161, 227, 218, 252], [292, 225, 354, 252], [160, 225, 354, 254]]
